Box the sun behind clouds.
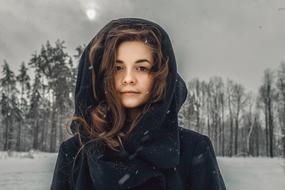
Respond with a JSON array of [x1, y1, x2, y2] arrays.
[[86, 8, 97, 20]]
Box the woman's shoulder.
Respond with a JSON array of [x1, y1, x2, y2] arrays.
[[178, 127, 217, 161], [63, 134, 81, 146], [58, 134, 81, 158], [51, 135, 84, 189], [178, 127, 211, 147]]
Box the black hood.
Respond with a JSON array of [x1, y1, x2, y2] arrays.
[[71, 18, 188, 190]]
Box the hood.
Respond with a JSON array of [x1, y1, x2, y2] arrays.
[[70, 18, 188, 190]]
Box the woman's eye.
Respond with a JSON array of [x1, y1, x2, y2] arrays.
[[137, 67, 149, 72], [115, 66, 123, 71]]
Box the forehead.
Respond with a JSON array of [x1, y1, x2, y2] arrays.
[[116, 41, 153, 60]]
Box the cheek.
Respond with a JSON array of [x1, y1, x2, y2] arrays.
[[146, 77, 154, 90], [113, 75, 120, 90]]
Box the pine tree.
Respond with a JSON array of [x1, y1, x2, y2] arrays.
[[29, 40, 74, 151], [15, 62, 31, 151], [28, 72, 42, 150], [0, 60, 20, 151]]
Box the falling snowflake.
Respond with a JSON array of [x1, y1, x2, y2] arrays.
[[118, 173, 130, 185]]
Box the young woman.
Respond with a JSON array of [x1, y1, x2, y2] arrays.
[[51, 18, 226, 190]]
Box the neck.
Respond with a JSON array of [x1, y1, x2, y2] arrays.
[[126, 107, 142, 121]]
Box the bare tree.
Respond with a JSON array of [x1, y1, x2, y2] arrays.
[[276, 62, 285, 157], [259, 69, 277, 157], [208, 77, 224, 153], [243, 92, 256, 156], [230, 81, 247, 155], [226, 80, 235, 157]]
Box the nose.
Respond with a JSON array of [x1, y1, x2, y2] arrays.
[[122, 69, 136, 85]]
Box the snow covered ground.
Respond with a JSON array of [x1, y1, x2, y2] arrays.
[[219, 157, 285, 190], [0, 151, 284, 190]]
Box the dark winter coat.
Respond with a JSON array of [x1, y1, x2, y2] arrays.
[[50, 18, 226, 190]]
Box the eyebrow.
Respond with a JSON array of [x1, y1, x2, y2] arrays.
[[116, 59, 152, 65]]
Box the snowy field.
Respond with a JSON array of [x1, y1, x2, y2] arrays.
[[218, 157, 285, 190], [0, 151, 284, 190]]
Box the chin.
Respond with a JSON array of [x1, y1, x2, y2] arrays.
[[121, 100, 146, 109], [122, 103, 142, 109]]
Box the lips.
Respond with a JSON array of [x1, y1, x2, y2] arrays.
[[120, 91, 140, 96]]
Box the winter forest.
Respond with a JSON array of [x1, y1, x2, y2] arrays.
[[1, 40, 285, 159]]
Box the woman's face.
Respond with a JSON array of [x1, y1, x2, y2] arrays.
[[114, 41, 154, 110]]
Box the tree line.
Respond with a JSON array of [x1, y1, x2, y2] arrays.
[[0, 40, 285, 157], [0, 40, 84, 152], [178, 65, 285, 158]]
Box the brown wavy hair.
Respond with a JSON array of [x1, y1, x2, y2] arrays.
[[67, 23, 169, 151]]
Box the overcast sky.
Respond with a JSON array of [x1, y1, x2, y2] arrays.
[[1, 0, 285, 92]]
